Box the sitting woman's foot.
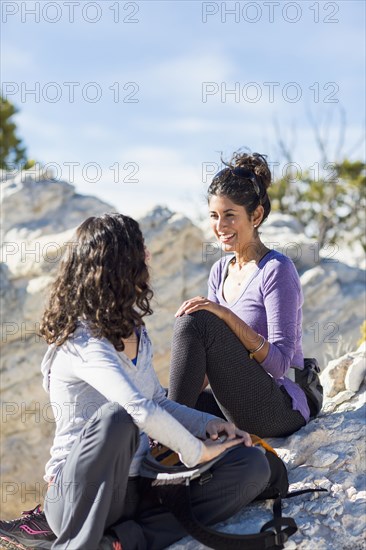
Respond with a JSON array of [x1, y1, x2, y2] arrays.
[[0, 507, 123, 550], [0, 505, 55, 549]]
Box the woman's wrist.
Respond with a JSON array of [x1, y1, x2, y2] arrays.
[[217, 307, 269, 362], [219, 305, 233, 323], [248, 335, 266, 359]]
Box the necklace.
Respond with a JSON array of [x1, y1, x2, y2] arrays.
[[229, 247, 270, 286], [228, 258, 257, 286]]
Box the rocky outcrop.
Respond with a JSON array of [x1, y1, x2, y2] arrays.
[[1, 169, 113, 241], [301, 262, 366, 367]]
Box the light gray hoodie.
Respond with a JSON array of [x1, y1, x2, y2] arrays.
[[41, 322, 217, 482]]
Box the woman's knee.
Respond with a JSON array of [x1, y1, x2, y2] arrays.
[[220, 446, 271, 503], [244, 447, 271, 502], [86, 402, 139, 446], [173, 310, 226, 340], [189, 309, 222, 326], [246, 446, 271, 489]]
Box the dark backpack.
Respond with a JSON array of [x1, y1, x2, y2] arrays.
[[141, 438, 326, 550], [292, 358, 323, 419]]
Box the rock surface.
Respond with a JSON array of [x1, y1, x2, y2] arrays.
[[1, 170, 365, 549]]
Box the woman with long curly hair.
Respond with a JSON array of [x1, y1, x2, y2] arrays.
[[1, 213, 271, 550], [169, 151, 310, 438]]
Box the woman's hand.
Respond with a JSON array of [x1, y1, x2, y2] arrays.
[[199, 437, 243, 463], [206, 419, 252, 446], [199, 419, 252, 464], [175, 296, 227, 319]]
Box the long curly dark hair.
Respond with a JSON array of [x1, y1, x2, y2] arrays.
[[40, 213, 153, 351], [207, 150, 272, 227]]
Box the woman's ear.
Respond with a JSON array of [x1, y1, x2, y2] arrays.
[[252, 205, 264, 228]]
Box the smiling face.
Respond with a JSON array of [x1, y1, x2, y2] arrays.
[[209, 194, 262, 255]]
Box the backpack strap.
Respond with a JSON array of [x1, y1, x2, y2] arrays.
[[286, 488, 328, 498], [157, 480, 297, 550], [250, 434, 280, 456]]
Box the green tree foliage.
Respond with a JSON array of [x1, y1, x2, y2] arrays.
[[270, 159, 366, 251], [0, 95, 33, 170], [358, 320, 366, 346]]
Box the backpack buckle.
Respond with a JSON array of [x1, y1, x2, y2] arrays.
[[273, 531, 287, 547], [198, 470, 213, 485]]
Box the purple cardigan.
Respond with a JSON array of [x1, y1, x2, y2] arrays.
[[208, 249, 310, 422]]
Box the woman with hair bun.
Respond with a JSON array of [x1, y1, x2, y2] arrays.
[[169, 150, 310, 437]]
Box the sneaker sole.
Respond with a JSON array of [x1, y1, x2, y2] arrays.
[[0, 535, 31, 550], [0, 534, 53, 550]]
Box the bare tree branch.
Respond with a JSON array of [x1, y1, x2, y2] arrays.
[[344, 121, 366, 158], [335, 106, 346, 160], [306, 108, 328, 165], [273, 117, 293, 164]]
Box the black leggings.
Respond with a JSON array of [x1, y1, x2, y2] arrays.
[[168, 310, 306, 438]]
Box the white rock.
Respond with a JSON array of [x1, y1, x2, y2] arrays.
[[320, 353, 355, 398], [301, 263, 365, 367], [328, 390, 356, 407], [1, 228, 76, 279], [260, 212, 314, 268], [0, 172, 113, 242], [346, 487, 357, 499], [307, 449, 338, 468], [357, 341, 366, 354], [352, 491, 366, 502], [344, 356, 366, 392]]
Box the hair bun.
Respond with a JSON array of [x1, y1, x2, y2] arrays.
[[231, 150, 271, 191]]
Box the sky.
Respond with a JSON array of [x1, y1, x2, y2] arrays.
[[1, 0, 365, 220]]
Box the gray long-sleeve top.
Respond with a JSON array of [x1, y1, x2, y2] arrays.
[[41, 322, 217, 482]]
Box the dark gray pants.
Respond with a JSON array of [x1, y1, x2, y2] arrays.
[[169, 310, 306, 437], [45, 403, 270, 550]]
